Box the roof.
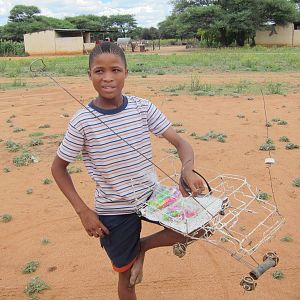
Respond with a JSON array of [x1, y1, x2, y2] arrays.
[[54, 28, 117, 33]]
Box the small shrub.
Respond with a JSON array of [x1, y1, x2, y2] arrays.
[[29, 139, 44, 147], [62, 113, 69, 117], [67, 166, 82, 174], [172, 122, 183, 127], [271, 118, 280, 122], [280, 235, 293, 242], [217, 135, 226, 143], [272, 270, 284, 280], [38, 124, 50, 129], [6, 119, 12, 123], [257, 191, 270, 201], [13, 151, 34, 166], [265, 122, 272, 127], [41, 238, 50, 245], [176, 128, 186, 133], [292, 177, 300, 187], [237, 114, 245, 119], [3, 167, 10, 173], [190, 132, 197, 137], [42, 178, 52, 185], [279, 136, 290, 142], [13, 127, 25, 133], [1, 214, 12, 223], [29, 132, 44, 137], [265, 138, 274, 145], [22, 261, 39, 274], [285, 143, 299, 150], [259, 143, 275, 151], [24, 277, 49, 297], [26, 188, 33, 194], [277, 120, 288, 125], [5, 140, 21, 152]]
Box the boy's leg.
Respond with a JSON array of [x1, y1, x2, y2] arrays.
[[118, 269, 137, 300], [130, 227, 205, 286]]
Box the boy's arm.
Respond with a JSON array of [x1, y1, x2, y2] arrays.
[[162, 127, 205, 196], [51, 155, 109, 237]]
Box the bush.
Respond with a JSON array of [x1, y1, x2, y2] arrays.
[[0, 40, 25, 56]]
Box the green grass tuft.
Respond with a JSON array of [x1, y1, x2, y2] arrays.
[[1, 214, 12, 223], [292, 177, 300, 187], [22, 261, 39, 274], [24, 277, 49, 297]]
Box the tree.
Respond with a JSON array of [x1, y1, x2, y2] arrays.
[[166, 0, 299, 46], [8, 5, 40, 22], [108, 15, 137, 37]]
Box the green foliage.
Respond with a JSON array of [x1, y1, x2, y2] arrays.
[[292, 177, 300, 187], [197, 130, 227, 142], [24, 277, 49, 297], [13, 151, 34, 166], [29, 139, 44, 147], [1, 214, 12, 223], [41, 238, 50, 245], [0, 40, 25, 56], [259, 138, 275, 151], [42, 178, 52, 185], [280, 235, 293, 242], [13, 127, 25, 133], [29, 132, 44, 137], [272, 270, 284, 280], [285, 143, 299, 150], [3, 167, 10, 173], [165, 0, 298, 46], [38, 124, 50, 129], [26, 188, 33, 194], [279, 136, 290, 142], [5, 140, 21, 152], [257, 191, 270, 200], [277, 120, 288, 125], [22, 261, 39, 274], [67, 166, 82, 174]]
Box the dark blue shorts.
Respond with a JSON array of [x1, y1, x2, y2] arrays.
[[98, 214, 142, 272], [98, 214, 161, 272]]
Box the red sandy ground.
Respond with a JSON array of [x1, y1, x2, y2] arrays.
[[0, 50, 299, 299]]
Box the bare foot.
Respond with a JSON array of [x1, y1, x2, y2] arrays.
[[129, 251, 145, 286]]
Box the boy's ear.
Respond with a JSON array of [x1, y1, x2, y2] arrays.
[[125, 68, 129, 78]]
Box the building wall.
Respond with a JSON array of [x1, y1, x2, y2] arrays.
[[256, 23, 294, 46], [55, 37, 83, 55], [83, 43, 95, 53], [293, 29, 300, 46], [24, 30, 56, 55]]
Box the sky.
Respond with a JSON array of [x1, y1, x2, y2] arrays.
[[0, 0, 172, 28]]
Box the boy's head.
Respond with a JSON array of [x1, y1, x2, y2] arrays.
[[89, 42, 127, 70], [88, 42, 128, 104]]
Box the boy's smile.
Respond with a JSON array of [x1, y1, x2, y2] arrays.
[[89, 53, 128, 109]]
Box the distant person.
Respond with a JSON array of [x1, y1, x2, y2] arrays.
[[51, 41, 204, 300]]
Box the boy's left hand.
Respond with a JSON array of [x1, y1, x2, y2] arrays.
[[180, 169, 205, 197]]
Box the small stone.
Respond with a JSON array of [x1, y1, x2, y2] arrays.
[[247, 97, 254, 101]]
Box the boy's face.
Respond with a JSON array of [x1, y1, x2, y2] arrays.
[[88, 53, 128, 103]]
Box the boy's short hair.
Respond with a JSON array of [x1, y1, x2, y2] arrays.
[[89, 42, 127, 69]]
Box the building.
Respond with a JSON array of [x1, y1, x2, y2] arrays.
[[24, 29, 97, 55], [255, 22, 300, 46]]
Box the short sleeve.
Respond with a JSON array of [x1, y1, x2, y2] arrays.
[[146, 101, 171, 136], [57, 122, 84, 163]]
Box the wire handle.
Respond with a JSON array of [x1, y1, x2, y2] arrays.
[[180, 169, 212, 194], [30, 58, 46, 73]]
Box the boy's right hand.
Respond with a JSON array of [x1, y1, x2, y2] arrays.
[[78, 208, 109, 238]]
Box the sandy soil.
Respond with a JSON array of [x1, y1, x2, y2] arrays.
[[0, 67, 299, 300]]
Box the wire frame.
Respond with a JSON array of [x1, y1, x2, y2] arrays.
[[132, 157, 285, 263]]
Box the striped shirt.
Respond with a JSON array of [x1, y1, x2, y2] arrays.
[[57, 95, 171, 215]]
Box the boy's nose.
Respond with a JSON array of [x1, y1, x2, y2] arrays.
[[103, 72, 113, 81]]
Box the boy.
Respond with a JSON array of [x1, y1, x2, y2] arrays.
[[51, 42, 204, 300]]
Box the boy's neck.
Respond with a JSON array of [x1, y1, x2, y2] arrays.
[[93, 95, 124, 110]]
